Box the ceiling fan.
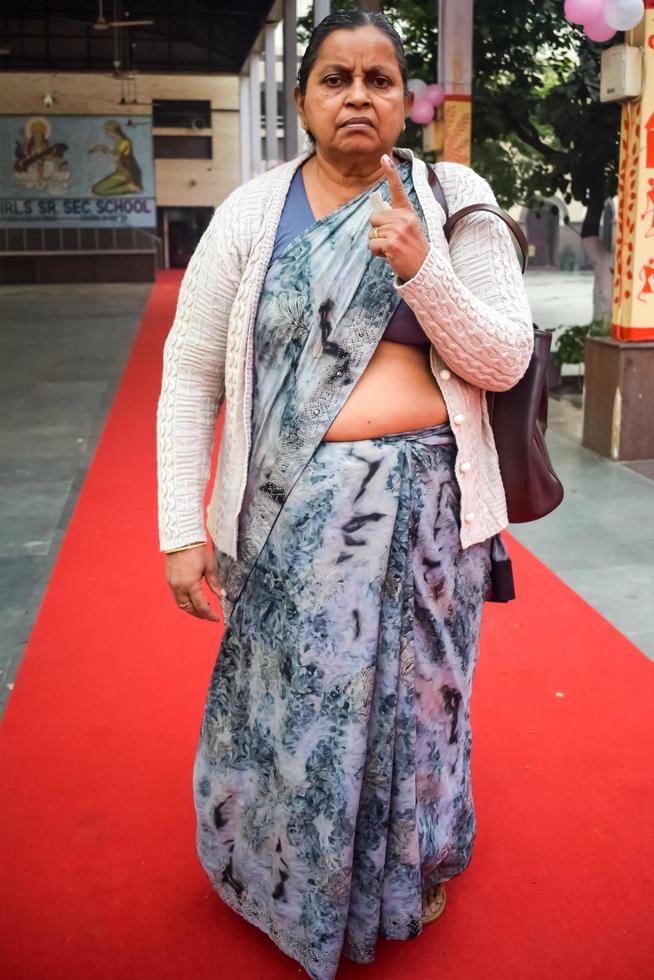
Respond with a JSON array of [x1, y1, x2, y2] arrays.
[[54, 1, 154, 31], [89, 1, 155, 32]]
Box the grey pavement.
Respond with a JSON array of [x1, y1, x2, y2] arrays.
[[524, 269, 594, 332]]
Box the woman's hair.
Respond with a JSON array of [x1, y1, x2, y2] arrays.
[[296, 11, 409, 144]]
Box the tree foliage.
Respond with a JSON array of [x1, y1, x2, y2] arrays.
[[299, 0, 620, 231], [472, 0, 620, 233]]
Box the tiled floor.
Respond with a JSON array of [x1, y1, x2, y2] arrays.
[[514, 271, 654, 661], [0, 283, 151, 715], [0, 272, 652, 718], [508, 391, 654, 661]]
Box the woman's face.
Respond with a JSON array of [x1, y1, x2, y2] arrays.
[[295, 26, 412, 160]]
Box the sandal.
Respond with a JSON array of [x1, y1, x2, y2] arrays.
[[421, 882, 447, 924]]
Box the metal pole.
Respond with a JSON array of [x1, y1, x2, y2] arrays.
[[314, 0, 331, 25], [239, 71, 251, 183], [283, 0, 298, 160], [264, 23, 278, 167], [249, 52, 262, 176], [438, 0, 473, 165], [162, 208, 170, 269]]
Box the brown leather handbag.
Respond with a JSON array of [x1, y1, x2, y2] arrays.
[[426, 165, 564, 523]]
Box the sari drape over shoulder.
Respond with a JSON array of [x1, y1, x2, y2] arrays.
[[215, 160, 431, 623]]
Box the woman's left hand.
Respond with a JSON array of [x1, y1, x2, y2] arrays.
[[368, 153, 431, 283]]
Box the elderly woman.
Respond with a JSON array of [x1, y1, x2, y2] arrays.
[[156, 10, 533, 979]]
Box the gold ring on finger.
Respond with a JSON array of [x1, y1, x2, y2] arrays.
[[178, 599, 192, 608], [373, 227, 381, 239]]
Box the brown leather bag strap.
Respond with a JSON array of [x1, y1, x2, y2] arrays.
[[425, 163, 528, 273]]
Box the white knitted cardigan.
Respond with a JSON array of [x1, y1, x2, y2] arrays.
[[156, 146, 534, 558]]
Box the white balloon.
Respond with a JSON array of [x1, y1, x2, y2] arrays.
[[407, 78, 427, 98], [603, 0, 645, 31]]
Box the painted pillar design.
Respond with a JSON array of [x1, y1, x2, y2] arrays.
[[612, 3, 654, 340]]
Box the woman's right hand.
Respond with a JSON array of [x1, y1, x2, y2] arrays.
[[165, 546, 222, 623]]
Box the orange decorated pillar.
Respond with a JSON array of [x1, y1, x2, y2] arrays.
[[612, 1, 654, 340], [583, 2, 654, 461]]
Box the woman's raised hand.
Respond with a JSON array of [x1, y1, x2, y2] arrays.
[[368, 153, 431, 283], [165, 546, 222, 623]]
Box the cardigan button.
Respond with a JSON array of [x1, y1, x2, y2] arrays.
[[464, 511, 475, 523], [219, 587, 227, 597], [439, 368, 451, 381], [460, 461, 471, 472], [453, 412, 465, 425]]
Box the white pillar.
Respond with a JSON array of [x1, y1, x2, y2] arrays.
[[238, 73, 252, 184], [314, 0, 330, 25], [283, 0, 298, 160], [249, 53, 262, 176], [264, 23, 278, 167], [162, 208, 170, 269], [239, 72, 251, 183]]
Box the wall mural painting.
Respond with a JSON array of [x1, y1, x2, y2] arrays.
[[1, 114, 155, 228]]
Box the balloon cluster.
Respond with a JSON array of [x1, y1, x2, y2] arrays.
[[564, 0, 645, 42], [407, 79, 445, 125]]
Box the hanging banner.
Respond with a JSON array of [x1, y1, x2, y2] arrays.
[[0, 114, 155, 228]]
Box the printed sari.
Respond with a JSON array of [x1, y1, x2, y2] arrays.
[[193, 158, 496, 978]]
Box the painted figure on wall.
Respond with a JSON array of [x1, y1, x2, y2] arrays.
[[88, 119, 143, 195], [637, 257, 654, 302], [13, 117, 70, 193], [639, 178, 654, 238]]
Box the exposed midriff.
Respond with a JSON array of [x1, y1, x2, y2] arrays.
[[321, 339, 448, 441], [301, 154, 449, 441]]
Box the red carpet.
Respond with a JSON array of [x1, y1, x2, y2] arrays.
[[0, 270, 652, 979]]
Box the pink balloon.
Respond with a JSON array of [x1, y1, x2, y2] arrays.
[[409, 100, 435, 125], [424, 83, 445, 107], [584, 13, 618, 41], [564, 0, 604, 25]]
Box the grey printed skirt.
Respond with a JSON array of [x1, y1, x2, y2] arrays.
[[193, 420, 493, 979]]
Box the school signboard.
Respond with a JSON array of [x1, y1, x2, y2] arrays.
[[0, 114, 155, 228]]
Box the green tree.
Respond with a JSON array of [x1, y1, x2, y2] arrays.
[[472, 0, 619, 321], [472, 1, 619, 224]]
